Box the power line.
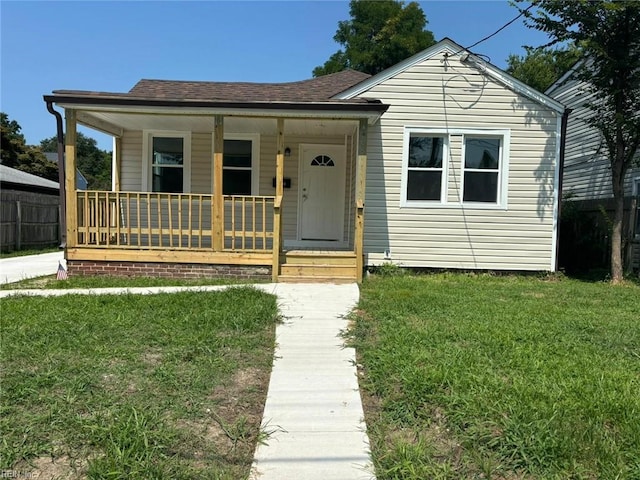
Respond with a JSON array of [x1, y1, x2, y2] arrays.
[[452, 3, 535, 60]]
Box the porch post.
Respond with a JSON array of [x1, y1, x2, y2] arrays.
[[213, 115, 224, 251], [65, 109, 78, 248], [113, 136, 122, 191], [272, 118, 285, 282], [354, 118, 368, 282]]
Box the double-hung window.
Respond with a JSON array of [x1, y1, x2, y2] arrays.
[[403, 131, 446, 204], [143, 131, 191, 193], [223, 139, 253, 195], [215, 134, 260, 196], [462, 136, 502, 203], [401, 127, 508, 208]]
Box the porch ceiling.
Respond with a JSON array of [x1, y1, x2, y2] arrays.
[[77, 110, 360, 137]]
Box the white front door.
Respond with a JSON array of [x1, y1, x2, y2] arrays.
[[298, 144, 346, 242]]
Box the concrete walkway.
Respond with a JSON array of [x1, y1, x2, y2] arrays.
[[1, 282, 375, 479], [250, 283, 374, 480], [0, 251, 64, 284]]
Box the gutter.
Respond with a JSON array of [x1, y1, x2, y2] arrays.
[[42, 94, 390, 114], [555, 107, 572, 271], [45, 100, 66, 248]]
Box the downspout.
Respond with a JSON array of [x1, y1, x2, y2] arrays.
[[555, 107, 572, 271], [45, 100, 66, 248]]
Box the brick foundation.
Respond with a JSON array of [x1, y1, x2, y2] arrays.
[[67, 260, 271, 281]]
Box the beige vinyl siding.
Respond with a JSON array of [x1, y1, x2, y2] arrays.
[[120, 130, 143, 191], [550, 76, 639, 200], [190, 133, 212, 194], [358, 57, 560, 271], [120, 130, 210, 193]]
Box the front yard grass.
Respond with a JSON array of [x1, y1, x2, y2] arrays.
[[1, 287, 278, 479], [0, 275, 259, 290], [352, 273, 640, 479]]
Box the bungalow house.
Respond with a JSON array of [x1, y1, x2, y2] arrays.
[[546, 65, 640, 272], [43, 38, 566, 282]]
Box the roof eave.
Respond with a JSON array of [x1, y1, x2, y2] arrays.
[[43, 94, 389, 114]]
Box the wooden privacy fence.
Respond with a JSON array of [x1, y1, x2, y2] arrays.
[[1, 191, 60, 251], [75, 191, 275, 252]]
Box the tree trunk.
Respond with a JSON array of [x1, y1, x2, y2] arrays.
[[610, 187, 624, 283], [610, 138, 626, 284]]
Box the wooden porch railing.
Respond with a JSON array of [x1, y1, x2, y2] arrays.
[[75, 191, 275, 252]]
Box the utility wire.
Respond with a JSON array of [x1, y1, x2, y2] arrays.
[[451, 3, 535, 58]]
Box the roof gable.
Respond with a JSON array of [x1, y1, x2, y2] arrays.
[[335, 38, 565, 113]]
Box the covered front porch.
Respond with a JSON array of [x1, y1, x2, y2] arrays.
[[59, 107, 375, 282]]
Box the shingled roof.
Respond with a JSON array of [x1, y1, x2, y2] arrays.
[[128, 69, 372, 102], [49, 69, 375, 106]]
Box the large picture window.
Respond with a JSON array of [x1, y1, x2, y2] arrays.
[[143, 131, 191, 193], [462, 136, 502, 203]]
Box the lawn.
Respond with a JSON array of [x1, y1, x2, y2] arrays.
[[1, 287, 278, 479], [351, 273, 640, 479]]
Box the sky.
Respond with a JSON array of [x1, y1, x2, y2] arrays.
[[0, 0, 550, 151]]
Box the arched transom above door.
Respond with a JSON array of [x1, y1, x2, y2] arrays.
[[311, 155, 335, 167]]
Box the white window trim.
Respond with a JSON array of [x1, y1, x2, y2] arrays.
[[142, 130, 191, 193], [212, 133, 261, 195], [460, 132, 510, 208], [400, 128, 449, 207], [400, 127, 510, 210]]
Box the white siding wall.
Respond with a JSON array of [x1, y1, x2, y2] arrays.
[[549, 76, 639, 201], [120, 130, 142, 191], [357, 56, 560, 271]]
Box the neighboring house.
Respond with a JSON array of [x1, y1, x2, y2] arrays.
[[43, 38, 565, 282], [44, 152, 89, 190], [0, 164, 60, 251], [546, 66, 640, 272]]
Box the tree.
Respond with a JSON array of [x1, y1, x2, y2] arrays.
[[1, 112, 27, 168], [517, 0, 640, 283], [1, 112, 58, 181], [313, 0, 435, 76], [41, 132, 112, 190], [506, 44, 582, 92]]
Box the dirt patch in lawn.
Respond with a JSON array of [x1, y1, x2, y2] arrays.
[[15, 455, 83, 479]]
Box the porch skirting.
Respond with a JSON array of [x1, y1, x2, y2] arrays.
[[67, 260, 272, 280]]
